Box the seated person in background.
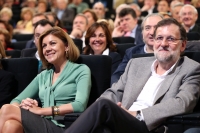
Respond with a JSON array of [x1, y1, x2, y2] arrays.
[[157, 0, 169, 13], [82, 9, 98, 30], [112, 8, 143, 45], [14, 7, 34, 34], [141, 0, 158, 15], [0, 29, 13, 50], [36, 0, 48, 14], [68, 0, 89, 14], [54, 0, 75, 28], [179, 4, 200, 34], [97, 19, 114, 33], [111, 13, 163, 85], [0, 7, 14, 28], [0, 20, 14, 42], [25, 13, 48, 49], [69, 14, 88, 48], [65, 18, 200, 133], [0, 41, 16, 107], [171, 3, 184, 23], [92, 2, 106, 19], [45, 12, 64, 29], [83, 21, 122, 74], [0, 27, 91, 133]]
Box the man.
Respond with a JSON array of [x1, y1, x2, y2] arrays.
[[69, 14, 88, 48], [157, 0, 169, 13], [171, 3, 184, 23], [65, 18, 200, 133], [25, 13, 48, 49], [112, 8, 143, 45], [111, 13, 163, 84], [141, 0, 158, 15], [92, 2, 105, 19], [179, 4, 200, 34], [21, 19, 54, 70], [54, 0, 75, 27]]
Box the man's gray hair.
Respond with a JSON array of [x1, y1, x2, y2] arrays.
[[141, 13, 164, 30], [179, 4, 198, 16]]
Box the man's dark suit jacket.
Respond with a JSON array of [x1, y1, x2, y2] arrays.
[[0, 69, 16, 107], [189, 24, 200, 34], [111, 44, 145, 84], [109, 52, 122, 75], [54, 8, 75, 28], [135, 25, 144, 45], [25, 39, 36, 49]]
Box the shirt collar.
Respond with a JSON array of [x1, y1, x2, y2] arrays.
[[102, 48, 109, 55]]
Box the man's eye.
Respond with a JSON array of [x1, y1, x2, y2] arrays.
[[157, 37, 163, 40], [168, 37, 175, 42], [145, 27, 150, 30]]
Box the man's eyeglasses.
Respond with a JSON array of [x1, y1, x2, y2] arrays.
[[154, 36, 182, 44]]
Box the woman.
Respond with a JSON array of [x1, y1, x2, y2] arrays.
[[15, 7, 34, 34], [83, 22, 122, 74], [0, 41, 15, 107], [83, 9, 98, 30], [0, 29, 13, 50], [0, 27, 91, 133]]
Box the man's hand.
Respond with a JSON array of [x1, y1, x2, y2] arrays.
[[117, 102, 137, 117], [70, 28, 83, 39], [112, 26, 125, 37]]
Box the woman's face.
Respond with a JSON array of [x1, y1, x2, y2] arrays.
[[23, 11, 32, 21], [0, 34, 6, 49], [42, 34, 68, 65], [84, 12, 95, 27], [89, 27, 107, 55], [0, 13, 11, 22]]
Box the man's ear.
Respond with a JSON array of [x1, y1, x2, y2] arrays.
[[180, 40, 186, 52]]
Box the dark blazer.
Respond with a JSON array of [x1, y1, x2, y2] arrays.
[[54, 8, 75, 27], [109, 52, 122, 75], [135, 25, 145, 45], [189, 24, 200, 34], [25, 39, 36, 49], [0, 69, 16, 107], [111, 44, 145, 84], [21, 48, 37, 58]]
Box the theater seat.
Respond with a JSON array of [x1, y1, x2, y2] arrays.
[[6, 50, 21, 58], [1, 58, 38, 96]]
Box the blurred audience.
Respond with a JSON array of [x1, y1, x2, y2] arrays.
[[171, 3, 184, 23], [93, 2, 105, 19], [37, 0, 48, 14], [0, 29, 12, 50], [68, 0, 89, 14], [141, 0, 158, 15], [157, 0, 170, 13], [82, 9, 98, 30]]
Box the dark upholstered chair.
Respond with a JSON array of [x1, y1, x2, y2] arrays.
[[187, 32, 200, 41], [112, 37, 135, 44], [10, 41, 27, 50], [21, 48, 37, 58], [13, 34, 33, 41], [185, 41, 200, 52], [1, 58, 38, 96], [72, 39, 83, 54], [6, 50, 21, 58], [116, 43, 135, 58], [64, 55, 112, 127]]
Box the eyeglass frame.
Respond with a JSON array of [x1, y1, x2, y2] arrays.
[[154, 36, 183, 44]]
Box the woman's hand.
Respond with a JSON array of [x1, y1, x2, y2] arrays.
[[28, 105, 42, 115], [20, 98, 38, 110]]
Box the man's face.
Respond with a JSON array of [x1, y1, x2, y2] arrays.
[[119, 14, 137, 33], [57, 0, 67, 10], [157, 0, 169, 12], [93, 3, 105, 19], [153, 24, 186, 63], [34, 24, 53, 48], [142, 16, 163, 47], [144, 0, 155, 8], [73, 16, 87, 33], [180, 6, 197, 27], [171, 6, 183, 23]]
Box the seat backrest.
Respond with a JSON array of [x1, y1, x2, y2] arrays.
[[116, 43, 135, 58], [21, 48, 37, 58], [1, 58, 38, 96], [6, 50, 21, 58], [13, 34, 33, 41], [132, 53, 154, 58], [187, 32, 200, 41], [185, 41, 200, 52], [76, 55, 112, 106], [112, 37, 135, 44], [72, 39, 83, 54], [10, 41, 27, 50]]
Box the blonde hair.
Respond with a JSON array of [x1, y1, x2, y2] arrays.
[[38, 26, 80, 69], [0, 7, 13, 18], [20, 7, 34, 20], [97, 19, 114, 33]]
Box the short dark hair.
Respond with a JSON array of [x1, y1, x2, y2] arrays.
[[34, 19, 55, 32], [153, 18, 187, 41], [118, 8, 137, 19]]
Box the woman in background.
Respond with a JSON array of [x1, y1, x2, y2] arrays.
[[0, 29, 13, 50], [83, 9, 98, 30], [83, 21, 122, 74]]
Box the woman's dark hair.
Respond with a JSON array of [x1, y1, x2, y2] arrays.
[[83, 21, 117, 55]]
